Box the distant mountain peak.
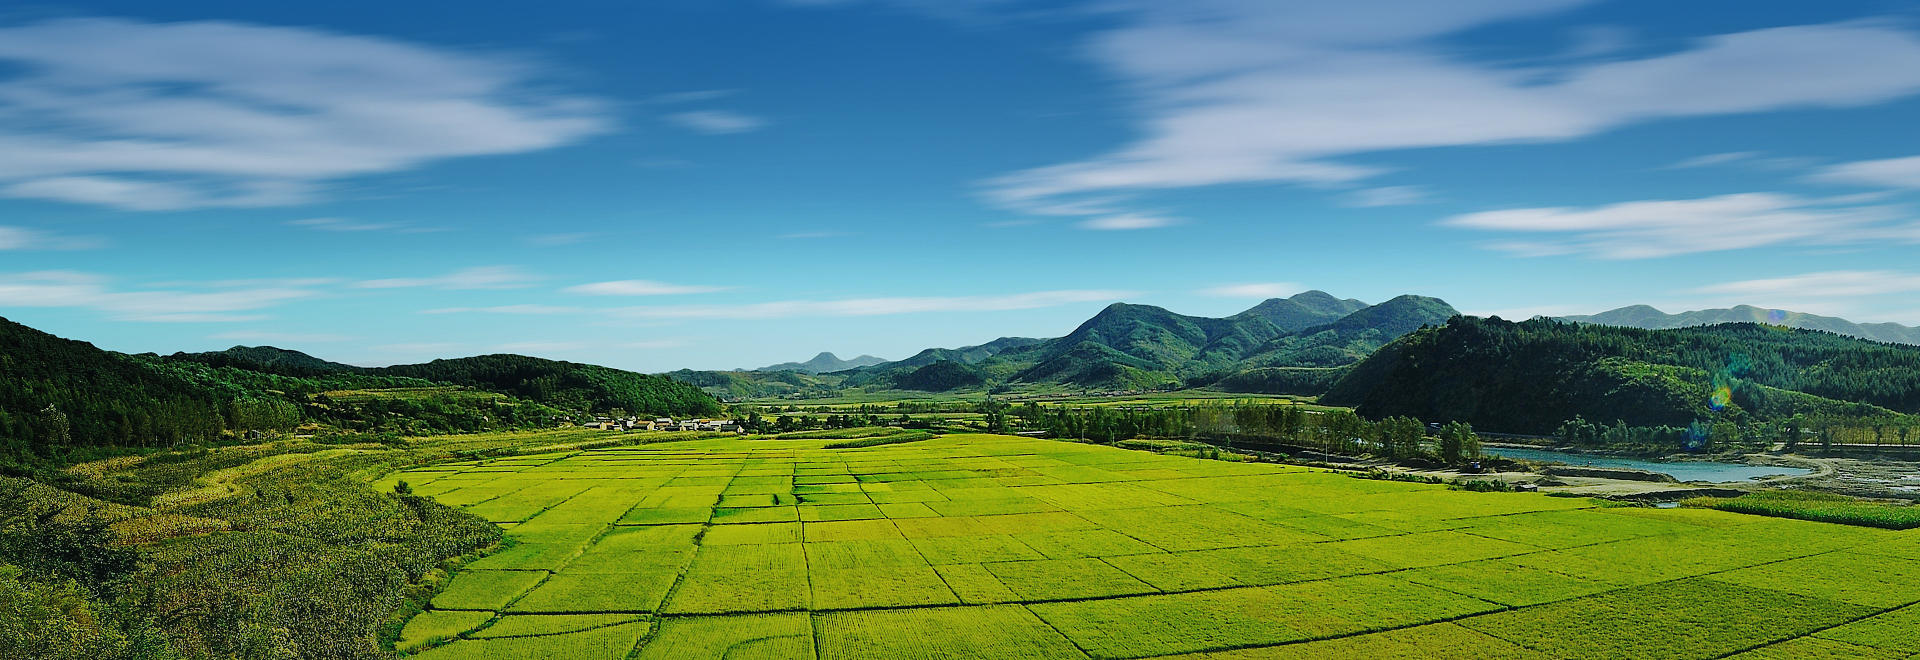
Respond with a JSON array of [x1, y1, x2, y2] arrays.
[[1231, 290, 1369, 332], [757, 351, 889, 374]]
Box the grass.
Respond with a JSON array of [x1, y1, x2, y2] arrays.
[[822, 431, 937, 449], [1459, 578, 1877, 660], [388, 432, 1910, 659], [395, 610, 494, 652], [470, 613, 646, 638], [1686, 489, 1920, 529]]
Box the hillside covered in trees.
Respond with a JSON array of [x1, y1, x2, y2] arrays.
[[0, 317, 718, 473], [760, 291, 1461, 394], [369, 354, 718, 417], [1323, 316, 1918, 434]]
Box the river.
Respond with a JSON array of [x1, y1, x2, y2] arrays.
[[1486, 447, 1812, 483]]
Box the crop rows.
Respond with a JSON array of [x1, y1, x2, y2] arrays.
[[387, 434, 1920, 659]]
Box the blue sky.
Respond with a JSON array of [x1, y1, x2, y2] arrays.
[[5, 0, 1920, 371]]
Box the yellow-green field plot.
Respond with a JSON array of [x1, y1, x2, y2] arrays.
[[389, 433, 1920, 658]]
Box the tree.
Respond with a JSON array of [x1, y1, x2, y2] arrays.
[[1438, 421, 1476, 465], [1377, 416, 1425, 459]]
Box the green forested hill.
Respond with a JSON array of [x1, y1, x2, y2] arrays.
[[0, 317, 453, 469], [371, 354, 719, 416], [1235, 295, 1459, 370], [170, 345, 362, 376], [802, 294, 1459, 393], [0, 318, 720, 472], [1229, 290, 1369, 331], [1323, 316, 1914, 433]]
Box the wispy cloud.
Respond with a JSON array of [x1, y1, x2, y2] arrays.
[[607, 290, 1138, 320], [424, 289, 1136, 320], [287, 217, 442, 233], [980, 4, 1920, 224], [0, 225, 104, 250], [645, 90, 736, 104], [563, 280, 732, 296], [0, 270, 317, 321], [423, 304, 583, 315], [1078, 213, 1178, 230], [1442, 192, 1915, 259], [665, 110, 765, 135], [1339, 186, 1433, 207], [0, 18, 609, 210], [355, 266, 540, 290], [210, 330, 357, 343], [1812, 155, 1920, 188], [1197, 282, 1304, 298], [1692, 270, 1920, 298], [1662, 151, 1814, 171]]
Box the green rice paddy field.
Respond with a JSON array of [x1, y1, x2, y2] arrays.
[[380, 433, 1920, 659]]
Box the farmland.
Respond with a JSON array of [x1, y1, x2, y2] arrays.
[[388, 433, 1920, 659]]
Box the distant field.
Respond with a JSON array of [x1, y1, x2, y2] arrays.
[[384, 434, 1920, 659]]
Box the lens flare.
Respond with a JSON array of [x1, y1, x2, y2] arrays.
[[1709, 385, 1732, 411], [1767, 308, 1787, 324], [1685, 420, 1710, 451]]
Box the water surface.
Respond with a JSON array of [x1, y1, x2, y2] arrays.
[[1488, 447, 1812, 483]]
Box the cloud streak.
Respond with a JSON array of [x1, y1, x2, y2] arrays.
[[0, 225, 103, 250], [355, 266, 541, 290], [1813, 155, 1920, 189], [1442, 192, 1915, 259], [1693, 270, 1920, 299], [0, 271, 316, 321], [981, 3, 1920, 225], [563, 280, 732, 296], [0, 18, 609, 210], [427, 289, 1136, 320], [665, 110, 765, 134]]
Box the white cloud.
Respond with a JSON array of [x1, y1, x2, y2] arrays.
[[0, 18, 609, 210], [563, 280, 731, 296], [1662, 151, 1814, 171], [1812, 155, 1920, 188], [609, 290, 1137, 320], [982, 3, 1920, 222], [1692, 270, 1920, 298], [423, 304, 584, 315], [1340, 186, 1432, 207], [1442, 192, 1912, 259], [1197, 282, 1304, 298], [0, 225, 102, 249], [0, 270, 316, 321], [1078, 213, 1178, 230], [665, 110, 765, 135], [355, 266, 540, 290], [1665, 152, 1763, 169]]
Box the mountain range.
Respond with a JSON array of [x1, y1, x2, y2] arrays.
[[682, 291, 1461, 396], [1561, 305, 1920, 345], [756, 352, 889, 374]]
